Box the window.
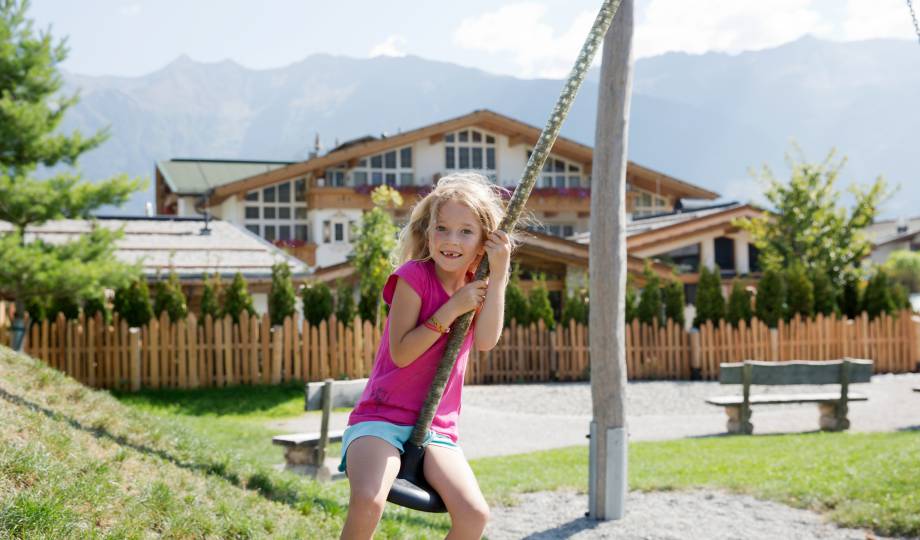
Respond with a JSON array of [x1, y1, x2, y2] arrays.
[[295, 224, 309, 241], [348, 146, 414, 187], [632, 189, 669, 217], [323, 220, 331, 243], [244, 180, 307, 243], [334, 223, 345, 242], [445, 128, 497, 180], [277, 183, 290, 202]]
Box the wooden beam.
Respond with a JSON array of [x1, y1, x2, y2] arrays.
[[429, 133, 444, 144]]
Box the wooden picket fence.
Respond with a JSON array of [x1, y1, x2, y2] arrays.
[[1, 301, 918, 390]]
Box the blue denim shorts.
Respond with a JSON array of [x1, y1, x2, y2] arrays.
[[338, 421, 461, 473]]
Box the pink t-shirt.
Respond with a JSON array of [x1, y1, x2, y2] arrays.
[[347, 259, 475, 442]]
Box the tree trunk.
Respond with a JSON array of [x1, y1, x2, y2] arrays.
[[11, 298, 27, 352], [589, 0, 633, 521]]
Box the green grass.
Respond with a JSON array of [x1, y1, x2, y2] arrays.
[[3, 346, 918, 538]]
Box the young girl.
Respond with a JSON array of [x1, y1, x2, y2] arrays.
[[339, 172, 514, 539]]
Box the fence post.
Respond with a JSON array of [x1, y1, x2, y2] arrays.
[[271, 326, 283, 385], [689, 329, 701, 380], [769, 328, 780, 361], [130, 327, 141, 392]]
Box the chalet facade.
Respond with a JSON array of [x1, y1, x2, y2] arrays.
[[155, 110, 719, 271]]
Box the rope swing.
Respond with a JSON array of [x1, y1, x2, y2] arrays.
[[386, 0, 625, 513]]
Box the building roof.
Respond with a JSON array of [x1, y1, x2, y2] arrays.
[[1, 217, 310, 281], [157, 158, 295, 195], [205, 109, 720, 205], [569, 202, 765, 253]]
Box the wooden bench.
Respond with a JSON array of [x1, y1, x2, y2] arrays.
[[272, 379, 344, 481], [705, 359, 873, 434]]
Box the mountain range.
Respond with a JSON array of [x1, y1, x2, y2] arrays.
[[60, 36, 920, 217]]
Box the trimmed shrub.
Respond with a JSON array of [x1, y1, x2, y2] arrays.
[[892, 283, 911, 311], [625, 281, 638, 323], [504, 271, 530, 326], [726, 280, 753, 327], [83, 293, 111, 323], [199, 273, 222, 322], [49, 295, 81, 320], [638, 266, 663, 325], [863, 267, 897, 319], [114, 279, 154, 327], [785, 263, 814, 320], [662, 278, 685, 327], [335, 280, 357, 325], [528, 276, 555, 330], [153, 271, 188, 322], [811, 268, 837, 316], [222, 272, 256, 324], [693, 265, 725, 327], [268, 262, 296, 326], [755, 267, 785, 328], [302, 281, 334, 326], [25, 296, 49, 323], [840, 272, 862, 319], [561, 287, 589, 326]]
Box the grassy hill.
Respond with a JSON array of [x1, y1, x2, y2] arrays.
[[0, 346, 352, 538]]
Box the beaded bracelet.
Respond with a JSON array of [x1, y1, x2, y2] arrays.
[[424, 316, 450, 334]]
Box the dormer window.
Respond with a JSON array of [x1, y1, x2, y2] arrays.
[[445, 129, 496, 180]]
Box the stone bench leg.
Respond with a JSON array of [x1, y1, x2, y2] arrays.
[[724, 406, 753, 434], [818, 401, 850, 431], [284, 446, 318, 467]]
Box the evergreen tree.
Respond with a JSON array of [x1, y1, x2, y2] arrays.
[[153, 271, 188, 322], [25, 296, 48, 323], [726, 280, 753, 327], [302, 281, 333, 326], [222, 272, 256, 324], [862, 267, 897, 319], [785, 263, 814, 320], [113, 279, 154, 327], [625, 280, 638, 324], [560, 287, 589, 326], [0, 1, 143, 349], [504, 267, 530, 326], [892, 283, 911, 311], [527, 276, 555, 329], [840, 272, 862, 319], [335, 280, 357, 325], [693, 265, 725, 327], [637, 266, 663, 325], [662, 279, 685, 327], [755, 267, 786, 328], [268, 262, 296, 326], [352, 186, 401, 325], [811, 267, 837, 316], [49, 294, 80, 320], [199, 273, 222, 323], [83, 293, 111, 323]]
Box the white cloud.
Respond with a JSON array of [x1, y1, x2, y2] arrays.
[[841, 0, 917, 40], [453, 3, 597, 78], [635, 0, 832, 58], [369, 35, 408, 57]]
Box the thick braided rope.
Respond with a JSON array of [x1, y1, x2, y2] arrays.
[[409, 0, 624, 446]]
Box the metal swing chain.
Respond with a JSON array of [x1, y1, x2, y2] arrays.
[[908, 0, 920, 44]]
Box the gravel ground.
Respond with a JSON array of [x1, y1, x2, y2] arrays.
[[485, 490, 894, 540]]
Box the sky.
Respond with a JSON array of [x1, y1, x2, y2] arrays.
[[32, 0, 919, 79]]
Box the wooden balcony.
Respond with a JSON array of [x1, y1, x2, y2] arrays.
[[524, 187, 591, 213]]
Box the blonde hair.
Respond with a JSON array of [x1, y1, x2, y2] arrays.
[[395, 171, 519, 265]]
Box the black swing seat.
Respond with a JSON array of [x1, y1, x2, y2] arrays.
[[386, 444, 447, 513]]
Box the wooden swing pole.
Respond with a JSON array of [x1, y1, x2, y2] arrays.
[[409, 0, 625, 447]]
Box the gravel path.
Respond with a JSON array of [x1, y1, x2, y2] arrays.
[[486, 490, 892, 539]]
